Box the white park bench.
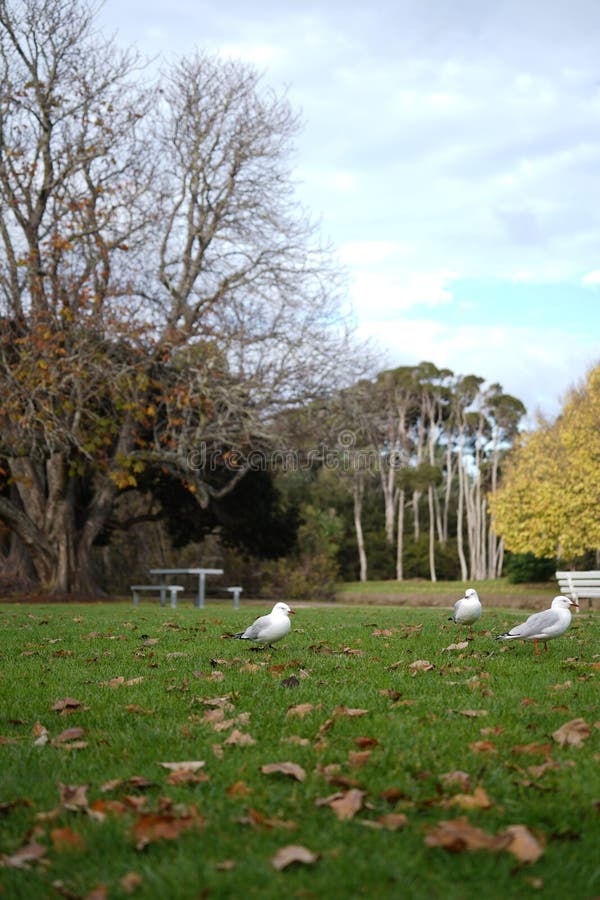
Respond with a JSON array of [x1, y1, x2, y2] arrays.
[[555, 570, 600, 609], [131, 584, 184, 608]]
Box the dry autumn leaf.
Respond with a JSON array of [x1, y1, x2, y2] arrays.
[[132, 809, 205, 850], [224, 729, 256, 746], [503, 824, 545, 863], [1, 840, 47, 869], [316, 789, 366, 820], [439, 771, 472, 792], [448, 786, 492, 810], [552, 718, 591, 748], [361, 813, 409, 830], [286, 703, 315, 718], [271, 844, 319, 870], [120, 872, 143, 894], [260, 762, 306, 782], [51, 827, 86, 851], [409, 660, 435, 675], [332, 705, 369, 717], [425, 817, 508, 853], [58, 782, 89, 811], [238, 807, 297, 831], [444, 642, 470, 651], [159, 761, 206, 772]]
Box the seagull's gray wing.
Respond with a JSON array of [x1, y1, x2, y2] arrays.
[[507, 608, 560, 638], [241, 614, 270, 640]]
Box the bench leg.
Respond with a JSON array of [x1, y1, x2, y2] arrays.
[[133, 591, 140, 607], [232, 588, 241, 610], [169, 587, 178, 609]]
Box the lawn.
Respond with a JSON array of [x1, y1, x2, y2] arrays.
[[0, 600, 598, 899]]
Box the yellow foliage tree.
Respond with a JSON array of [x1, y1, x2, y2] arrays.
[[490, 364, 600, 559]]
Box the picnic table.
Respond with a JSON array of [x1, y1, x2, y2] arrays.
[[149, 567, 224, 608]]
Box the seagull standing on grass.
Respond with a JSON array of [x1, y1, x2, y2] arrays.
[[233, 602, 295, 650], [449, 588, 482, 637], [495, 595, 578, 655]]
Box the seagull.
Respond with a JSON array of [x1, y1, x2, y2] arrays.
[[232, 602, 295, 650], [448, 588, 482, 638], [495, 595, 579, 655]]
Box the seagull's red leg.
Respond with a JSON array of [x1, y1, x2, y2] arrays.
[[543, 642, 548, 652], [534, 638, 540, 656]]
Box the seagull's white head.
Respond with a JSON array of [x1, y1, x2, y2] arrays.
[[551, 595, 579, 610], [273, 602, 295, 616], [465, 588, 479, 600]]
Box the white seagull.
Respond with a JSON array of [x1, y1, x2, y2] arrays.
[[495, 595, 579, 655], [233, 602, 295, 650], [449, 588, 482, 637]]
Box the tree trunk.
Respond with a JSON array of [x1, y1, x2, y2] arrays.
[[428, 484, 437, 582], [353, 475, 368, 582], [396, 488, 405, 581]]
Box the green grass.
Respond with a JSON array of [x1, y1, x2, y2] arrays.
[[0, 601, 598, 899]]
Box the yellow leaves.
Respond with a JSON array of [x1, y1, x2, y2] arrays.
[[490, 362, 600, 555]]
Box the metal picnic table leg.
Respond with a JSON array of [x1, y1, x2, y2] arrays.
[[196, 572, 206, 608]]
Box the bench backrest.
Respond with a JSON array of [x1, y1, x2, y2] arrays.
[[555, 570, 600, 599]]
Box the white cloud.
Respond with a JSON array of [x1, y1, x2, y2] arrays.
[[581, 270, 600, 286]]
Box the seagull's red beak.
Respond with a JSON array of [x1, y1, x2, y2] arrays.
[[288, 609, 296, 615]]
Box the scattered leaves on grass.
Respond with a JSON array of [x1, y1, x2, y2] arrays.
[[315, 789, 366, 820], [261, 762, 306, 782], [503, 824, 545, 863], [270, 845, 319, 870], [32, 721, 49, 746], [347, 750, 372, 768], [552, 718, 591, 748], [226, 781, 252, 797], [100, 676, 144, 688], [454, 709, 489, 718], [511, 742, 553, 757], [444, 642, 470, 651], [125, 704, 155, 715]]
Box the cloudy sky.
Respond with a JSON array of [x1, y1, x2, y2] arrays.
[[99, 0, 600, 422]]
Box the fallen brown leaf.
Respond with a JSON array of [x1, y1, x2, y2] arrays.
[[132, 809, 205, 850], [52, 727, 86, 744], [120, 872, 144, 893], [425, 817, 508, 853], [58, 782, 89, 811], [361, 812, 409, 830], [223, 729, 256, 746], [409, 660, 435, 675], [51, 827, 86, 851], [469, 740, 497, 754], [448, 786, 492, 810], [444, 642, 470, 651], [286, 703, 315, 718], [1, 840, 47, 869], [552, 718, 591, 748], [238, 807, 297, 831], [270, 844, 319, 870], [503, 824, 545, 863], [260, 762, 306, 782], [332, 705, 369, 717], [511, 742, 553, 757], [316, 789, 366, 820], [439, 771, 472, 792], [159, 761, 206, 772], [347, 750, 372, 768]]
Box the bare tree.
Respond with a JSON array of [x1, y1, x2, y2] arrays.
[[0, 1, 354, 593]]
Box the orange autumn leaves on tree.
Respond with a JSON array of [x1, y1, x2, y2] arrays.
[[490, 363, 600, 557]]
